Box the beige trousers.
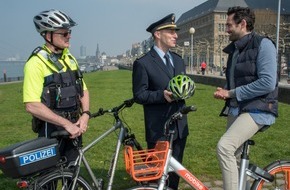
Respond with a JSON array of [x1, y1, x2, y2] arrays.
[[216, 113, 263, 190]]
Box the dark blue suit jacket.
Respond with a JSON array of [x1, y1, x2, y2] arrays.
[[132, 48, 189, 143]]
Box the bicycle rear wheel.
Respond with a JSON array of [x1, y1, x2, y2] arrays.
[[251, 160, 290, 190], [35, 169, 92, 190]]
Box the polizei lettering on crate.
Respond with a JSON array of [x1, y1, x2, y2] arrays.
[[19, 146, 57, 166]]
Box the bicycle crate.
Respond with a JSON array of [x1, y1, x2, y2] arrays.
[[0, 137, 60, 178], [124, 141, 169, 182]]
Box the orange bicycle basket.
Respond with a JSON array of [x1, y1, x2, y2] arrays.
[[124, 141, 169, 182]]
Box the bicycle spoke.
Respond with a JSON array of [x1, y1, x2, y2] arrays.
[[33, 170, 92, 190]]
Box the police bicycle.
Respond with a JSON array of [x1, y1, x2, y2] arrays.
[[0, 98, 143, 190]]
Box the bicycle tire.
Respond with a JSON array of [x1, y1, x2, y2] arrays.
[[34, 169, 93, 190], [126, 184, 173, 190], [126, 187, 159, 190], [251, 160, 290, 190]]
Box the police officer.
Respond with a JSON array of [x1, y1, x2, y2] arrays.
[[132, 13, 189, 190], [23, 9, 90, 163]]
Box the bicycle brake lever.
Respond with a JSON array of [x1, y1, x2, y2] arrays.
[[90, 108, 105, 118], [180, 105, 197, 114], [124, 98, 134, 107]]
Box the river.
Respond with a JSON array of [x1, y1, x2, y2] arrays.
[[0, 60, 25, 79]]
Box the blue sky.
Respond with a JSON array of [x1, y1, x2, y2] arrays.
[[0, 0, 206, 60]]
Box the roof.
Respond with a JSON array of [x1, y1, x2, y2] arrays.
[[177, 0, 290, 25], [246, 0, 290, 14]]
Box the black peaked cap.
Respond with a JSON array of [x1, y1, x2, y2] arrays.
[[146, 13, 179, 34]]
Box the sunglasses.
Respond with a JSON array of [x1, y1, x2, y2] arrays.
[[54, 30, 72, 37]]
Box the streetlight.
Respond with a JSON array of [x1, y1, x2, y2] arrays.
[[276, 0, 281, 81], [218, 36, 224, 76], [276, 0, 281, 56], [189, 27, 195, 74]]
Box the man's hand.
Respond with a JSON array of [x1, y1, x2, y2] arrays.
[[164, 90, 174, 103], [214, 87, 230, 100], [76, 114, 89, 134], [63, 123, 82, 139]]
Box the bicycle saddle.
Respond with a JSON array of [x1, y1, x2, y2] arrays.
[[51, 130, 70, 138]]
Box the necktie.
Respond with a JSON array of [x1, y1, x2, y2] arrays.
[[164, 53, 174, 76]]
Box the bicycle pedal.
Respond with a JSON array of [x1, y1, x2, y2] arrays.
[[248, 163, 274, 182]]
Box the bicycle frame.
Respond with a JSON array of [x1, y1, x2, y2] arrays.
[[155, 137, 273, 190], [68, 99, 135, 190], [160, 149, 209, 190], [73, 120, 127, 190], [130, 107, 273, 190], [155, 132, 209, 190]]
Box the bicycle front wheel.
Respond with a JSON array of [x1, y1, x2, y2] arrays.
[[251, 160, 290, 190], [35, 169, 92, 190], [126, 187, 158, 190], [126, 184, 173, 190]]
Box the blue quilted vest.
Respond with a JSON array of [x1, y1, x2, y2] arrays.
[[223, 32, 278, 117]]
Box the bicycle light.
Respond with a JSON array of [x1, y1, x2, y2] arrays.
[[17, 180, 29, 188], [0, 156, 5, 164]]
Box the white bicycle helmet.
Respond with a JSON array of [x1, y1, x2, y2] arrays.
[[168, 75, 195, 100], [33, 9, 77, 34]]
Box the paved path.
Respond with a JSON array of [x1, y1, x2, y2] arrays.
[[179, 179, 277, 190], [179, 180, 223, 190]]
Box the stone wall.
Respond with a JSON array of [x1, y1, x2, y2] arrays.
[[190, 74, 290, 104], [117, 65, 290, 104]]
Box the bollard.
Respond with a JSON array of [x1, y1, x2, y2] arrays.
[[4, 72, 7, 82]]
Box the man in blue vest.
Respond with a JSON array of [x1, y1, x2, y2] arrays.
[[214, 6, 278, 190], [23, 9, 90, 164]]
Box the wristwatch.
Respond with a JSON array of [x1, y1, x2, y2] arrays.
[[82, 111, 91, 117]]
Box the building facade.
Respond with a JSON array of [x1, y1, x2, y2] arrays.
[[175, 0, 290, 75]]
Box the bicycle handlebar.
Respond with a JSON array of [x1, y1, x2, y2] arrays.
[[51, 98, 135, 138], [164, 105, 197, 136], [180, 105, 197, 114], [90, 98, 134, 118], [170, 105, 197, 120]]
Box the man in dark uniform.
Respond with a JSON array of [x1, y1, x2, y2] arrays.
[[132, 13, 189, 190]]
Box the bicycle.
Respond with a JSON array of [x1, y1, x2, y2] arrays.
[[0, 98, 143, 190], [124, 105, 290, 190], [1, 100, 290, 190]]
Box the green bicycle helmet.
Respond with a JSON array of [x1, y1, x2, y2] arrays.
[[168, 75, 195, 100]]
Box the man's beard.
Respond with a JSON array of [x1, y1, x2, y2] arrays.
[[229, 33, 239, 42]]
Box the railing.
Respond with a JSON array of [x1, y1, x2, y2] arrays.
[[0, 76, 24, 84]]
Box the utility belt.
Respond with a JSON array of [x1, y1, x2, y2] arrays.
[[32, 109, 80, 133]]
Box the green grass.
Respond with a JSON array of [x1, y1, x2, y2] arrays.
[[0, 70, 290, 189]]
